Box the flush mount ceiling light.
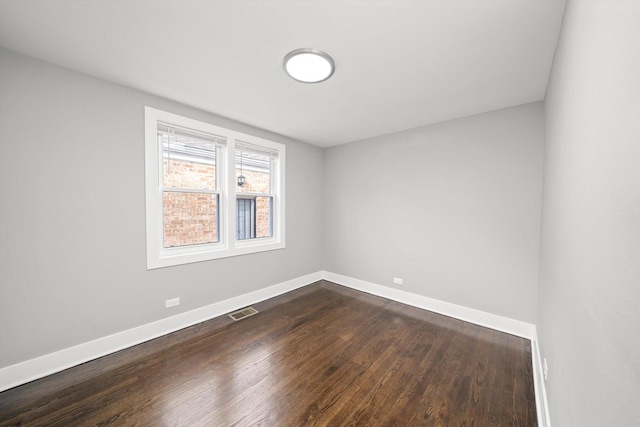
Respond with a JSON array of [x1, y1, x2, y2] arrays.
[[283, 48, 335, 83]]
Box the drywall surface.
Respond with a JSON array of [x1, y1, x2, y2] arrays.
[[0, 48, 324, 368], [324, 103, 544, 323], [538, 1, 640, 425]]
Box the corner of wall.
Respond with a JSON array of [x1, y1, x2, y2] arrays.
[[531, 327, 552, 427], [321, 271, 535, 339]]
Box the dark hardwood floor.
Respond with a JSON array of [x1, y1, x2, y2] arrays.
[[0, 281, 537, 426]]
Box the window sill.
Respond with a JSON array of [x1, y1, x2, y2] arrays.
[[147, 239, 285, 270]]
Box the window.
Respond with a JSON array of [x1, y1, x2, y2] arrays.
[[145, 107, 285, 269], [235, 142, 277, 240]]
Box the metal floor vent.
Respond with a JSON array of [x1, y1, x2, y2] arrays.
[[228, 307, 259, 321]]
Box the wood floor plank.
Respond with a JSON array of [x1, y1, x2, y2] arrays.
[[0, 281, 537, 426]]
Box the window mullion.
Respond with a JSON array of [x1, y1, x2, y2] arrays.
[[227, 138, 237, 250], [216, 145, 225, 247]]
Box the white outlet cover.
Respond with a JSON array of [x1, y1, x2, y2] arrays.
[[393, 277, 403, 285], [165, 297, 180, 308]]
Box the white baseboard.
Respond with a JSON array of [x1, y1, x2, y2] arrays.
[[0, 271, 323, 392], [2, 268, 547, 426], [321, 271, 535, 339], [531, 327, 552, 427], [322, 271, 548, 423]]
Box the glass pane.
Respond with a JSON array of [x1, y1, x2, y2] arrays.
[[163, 192, 218, 248], [255, 196, 273, 238], [235, 150, 271, 194], [236, 196, 273, 240], [236, 198, 255, 240], [161, 133, 216, 190]]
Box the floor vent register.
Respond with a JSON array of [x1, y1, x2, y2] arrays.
[[228, 306, 259, 321]]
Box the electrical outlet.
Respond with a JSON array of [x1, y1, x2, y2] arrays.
[[165, 297, 180, 308], [393, 277, 403, 285], [543, 358, 548, 381]]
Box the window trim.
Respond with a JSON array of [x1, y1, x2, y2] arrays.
[[145, 107, 285, 269]]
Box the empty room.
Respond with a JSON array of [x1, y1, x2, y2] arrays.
[[0, 0, 638, 426]]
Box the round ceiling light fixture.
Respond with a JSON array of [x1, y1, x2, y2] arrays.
[[283, 48, 335, 83]]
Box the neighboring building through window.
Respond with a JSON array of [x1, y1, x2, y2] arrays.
[[159, 122, 222, 248], [236, 198, 256, 240], [145, 107, 285, 269]]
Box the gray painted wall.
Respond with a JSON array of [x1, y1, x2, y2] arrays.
[[324, 103, 544, 323], [538, 1, 640, 425], [0, 48, 324, 368]]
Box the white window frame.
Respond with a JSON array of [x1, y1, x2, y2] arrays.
[[145, 107, 285, 269]]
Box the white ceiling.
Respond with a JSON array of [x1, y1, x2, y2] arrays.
[[0, 0, 565, 147]]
